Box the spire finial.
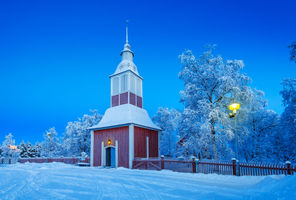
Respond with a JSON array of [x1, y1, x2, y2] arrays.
[[125, 19, 129, 44]]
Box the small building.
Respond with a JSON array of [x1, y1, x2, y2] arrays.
[[89, 27, 161, 168]]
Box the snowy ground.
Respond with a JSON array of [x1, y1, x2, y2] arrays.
[[0, 163, 295, 200]]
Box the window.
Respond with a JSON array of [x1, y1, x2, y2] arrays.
[[112, 77, 119, 95], [130, 74, 135, 94], [136, 78, 142, 96], [121, 74, 127, 92]]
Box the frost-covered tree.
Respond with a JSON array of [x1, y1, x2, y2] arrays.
[[1, 133, 19, 159], [62, 110, 102, 156], [241, 108, 280, 162], [288, 41, 296, 63], [280, 78, 296, 162], [19, 141, 29, 158], [34, 142, 42, 157], [153, 108, 181, 157], [19, 141, 41, 158], [41, 127, 61, 157], [178, 46, 260, 160]]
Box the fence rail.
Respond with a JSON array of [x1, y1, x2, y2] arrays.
[[239, 162, 295, 176], [198, 161, 234, 175], [133, 157, 296, 176], [133, 157, 196, 173], [17, 157, 90, 165]]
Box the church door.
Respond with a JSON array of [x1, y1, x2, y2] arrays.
[[105, 147, 115, 167]]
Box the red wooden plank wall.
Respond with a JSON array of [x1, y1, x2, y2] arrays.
[[137, 96, 143, 108], [134, 126, 158, 158], [112, 92, 142, 108], [129, 92, 136, 105], [111, 95, 119, 107], [120, 92, 128, 105], [93, 126, 129, 168]]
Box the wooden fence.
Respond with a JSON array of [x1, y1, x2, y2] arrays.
[[133, 157, 296, 176], [0, 157, 18, 164], [198, 160, 235, 175], [239, 161, 295, 176], [17, 157, 90, 165], [133, 157, 196, 173]]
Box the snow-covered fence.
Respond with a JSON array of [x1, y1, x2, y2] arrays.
[[239, 161, 295, 176], [0, 157, 18, 164], [18, 157, 90, 165], [198, 160, 235, 175], [132, 156, 196, 173], [133, 157, 296, 176]]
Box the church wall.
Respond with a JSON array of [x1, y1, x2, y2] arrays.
[[129, 92, 136, 105], [111, 95, 119, 107], [134, 126, 158, 158], [93, 126, 129, 167], [120, 92, 128, 105], [136, 96, 143, 108], [112, 92, 142, 108]]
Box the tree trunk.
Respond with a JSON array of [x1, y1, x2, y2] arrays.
[[212, 133, 218, 160], [211, 120, 218, 160]]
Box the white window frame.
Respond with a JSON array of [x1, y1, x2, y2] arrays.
[[136, 78, 142, 97], [112, 76, 120, 96], [120, 74, 128, 93]]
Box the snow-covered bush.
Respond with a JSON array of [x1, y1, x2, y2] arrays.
[[19, 141, 41, 158], [1, 133, 20, 161]]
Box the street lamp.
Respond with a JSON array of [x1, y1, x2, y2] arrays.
[[229, 103, 240, 159], [229, 103, 240, 116]]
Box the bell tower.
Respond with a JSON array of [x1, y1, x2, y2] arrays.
[[110, 23, 143, 108], [90, 22, 160, 168]]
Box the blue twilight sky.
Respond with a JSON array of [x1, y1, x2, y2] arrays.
[[0, 0, 295, 143]]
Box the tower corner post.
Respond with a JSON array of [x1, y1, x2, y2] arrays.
[[129, 124, 134, 168], [90, 130, 94, 167]]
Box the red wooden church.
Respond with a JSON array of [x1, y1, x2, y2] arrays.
[[89, 27, 161, 168]]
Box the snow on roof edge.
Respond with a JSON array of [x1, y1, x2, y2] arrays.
[[88, 104, 161, 131], [89, 123, 161, 131]]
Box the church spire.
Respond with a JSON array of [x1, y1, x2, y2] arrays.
[[120, 20, 134, 60], [126, 20, 129, 44]]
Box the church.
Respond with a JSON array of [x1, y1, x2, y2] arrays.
[[89, 26, 161, 168]]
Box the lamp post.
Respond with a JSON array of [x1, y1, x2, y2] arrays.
[[229, 103, 240, 159]]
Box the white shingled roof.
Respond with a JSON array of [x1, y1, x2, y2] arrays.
[[89, 104, 161, 131]]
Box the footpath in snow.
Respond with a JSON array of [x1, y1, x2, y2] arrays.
[[0, 162, 295, 200]]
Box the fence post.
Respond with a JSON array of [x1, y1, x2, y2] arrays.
[[132, 160, 135, 169], [236, 160, 240, 176], [232, 158, 237, 176], [161, 155, 164, 170], [286, 161, 291, 175], [196, 159, 199, 173], [192, 157, 197, 173]]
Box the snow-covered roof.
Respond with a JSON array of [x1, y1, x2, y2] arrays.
[[89, 104, 161, 131], [111, 59, 139, 77], [110, 42, 141, 77]]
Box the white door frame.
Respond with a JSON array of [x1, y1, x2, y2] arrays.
[[102, 141, 118, 167]]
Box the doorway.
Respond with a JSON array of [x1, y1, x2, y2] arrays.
[[105, 147, 115, 167]]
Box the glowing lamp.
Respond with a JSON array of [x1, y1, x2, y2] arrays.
[[229, 103, 240, 113], [107, 139, 112, 145], [9, 145, 17, 150]]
